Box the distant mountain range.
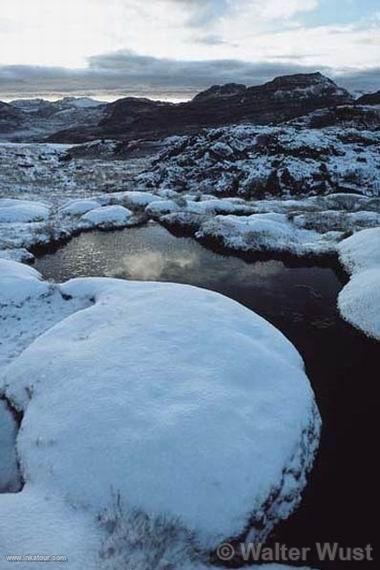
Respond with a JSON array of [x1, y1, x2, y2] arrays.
[[0, 73, 379, 143]]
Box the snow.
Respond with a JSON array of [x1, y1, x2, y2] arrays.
[[59, 198, 101, 217], [338, 228, 380, 339], [338, 227, 380, 273], [0, 489, 101, 570], [196, 213, 339, 256], [0, 248, 34, 263], [0, 265, 321, 565], [81, 205, 133, 228], [0, 400, 21, 492], [0, 259, 50, 304], [110, 191, 164, 209], [145, 199, 182, 217], [0, 198, 50, 223]]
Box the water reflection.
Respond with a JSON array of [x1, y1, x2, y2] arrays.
[[34, 224, 288, 289], [105, 249, 285, 284]]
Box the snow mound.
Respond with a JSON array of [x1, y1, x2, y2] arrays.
[[2, 275, 320, 554], [81, 205, 133, 229], [0, 259, 49, 304], [60, 198, 101, 217], [196, 213, 338, 256], [338, 228, 380, 339], [0, 199, 50, 223], [0, 400, 21, 492]]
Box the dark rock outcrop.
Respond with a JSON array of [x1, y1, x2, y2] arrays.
[[287, 105, 380, 130], [356, 91, 380, 106]]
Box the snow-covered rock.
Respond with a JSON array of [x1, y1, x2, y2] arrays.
[[338, 228, 380, 339], [80, 205, 133, 229], [0, 199, 50, 223], [0, 269, 321, 565], [138, 125, 380, 199], [196, 213, 339, 256]]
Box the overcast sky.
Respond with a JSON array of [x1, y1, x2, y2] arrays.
[[0, 0, 379, 100]]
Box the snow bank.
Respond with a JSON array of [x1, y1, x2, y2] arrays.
[[338, 228, 380, 339], [0, 198, 50, 223], [81, 205, 133, 229], [0, 268, 321, 565]]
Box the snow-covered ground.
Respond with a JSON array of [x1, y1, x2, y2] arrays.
[[0, 260, 321, 569], [0, 143, 148, 204]]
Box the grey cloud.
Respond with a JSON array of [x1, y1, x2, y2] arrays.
[[167, 0, 231, 27], [0, 51, 378, 100]]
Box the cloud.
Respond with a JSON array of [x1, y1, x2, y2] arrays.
[[0, 50, 378, 100]]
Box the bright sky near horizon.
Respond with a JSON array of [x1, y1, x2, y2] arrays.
[[0, 0, 379, 97]]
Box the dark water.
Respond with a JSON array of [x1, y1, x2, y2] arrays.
[[34, 223, 379, 569]]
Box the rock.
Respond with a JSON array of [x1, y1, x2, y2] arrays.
[[356, 90, 380, 106]]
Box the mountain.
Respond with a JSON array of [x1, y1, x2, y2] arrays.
[[356, 91, 380, 106], [11, 97, 103, 115], [0, 101, 26, 133], [2, 97, 107, 141], [1, 73, 373, 143], [51, 72, 354, 143]]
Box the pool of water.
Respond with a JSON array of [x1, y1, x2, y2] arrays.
[[34, 223, 379, 569]]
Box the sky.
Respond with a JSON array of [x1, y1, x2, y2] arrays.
[[0, 0, 379, 100]]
